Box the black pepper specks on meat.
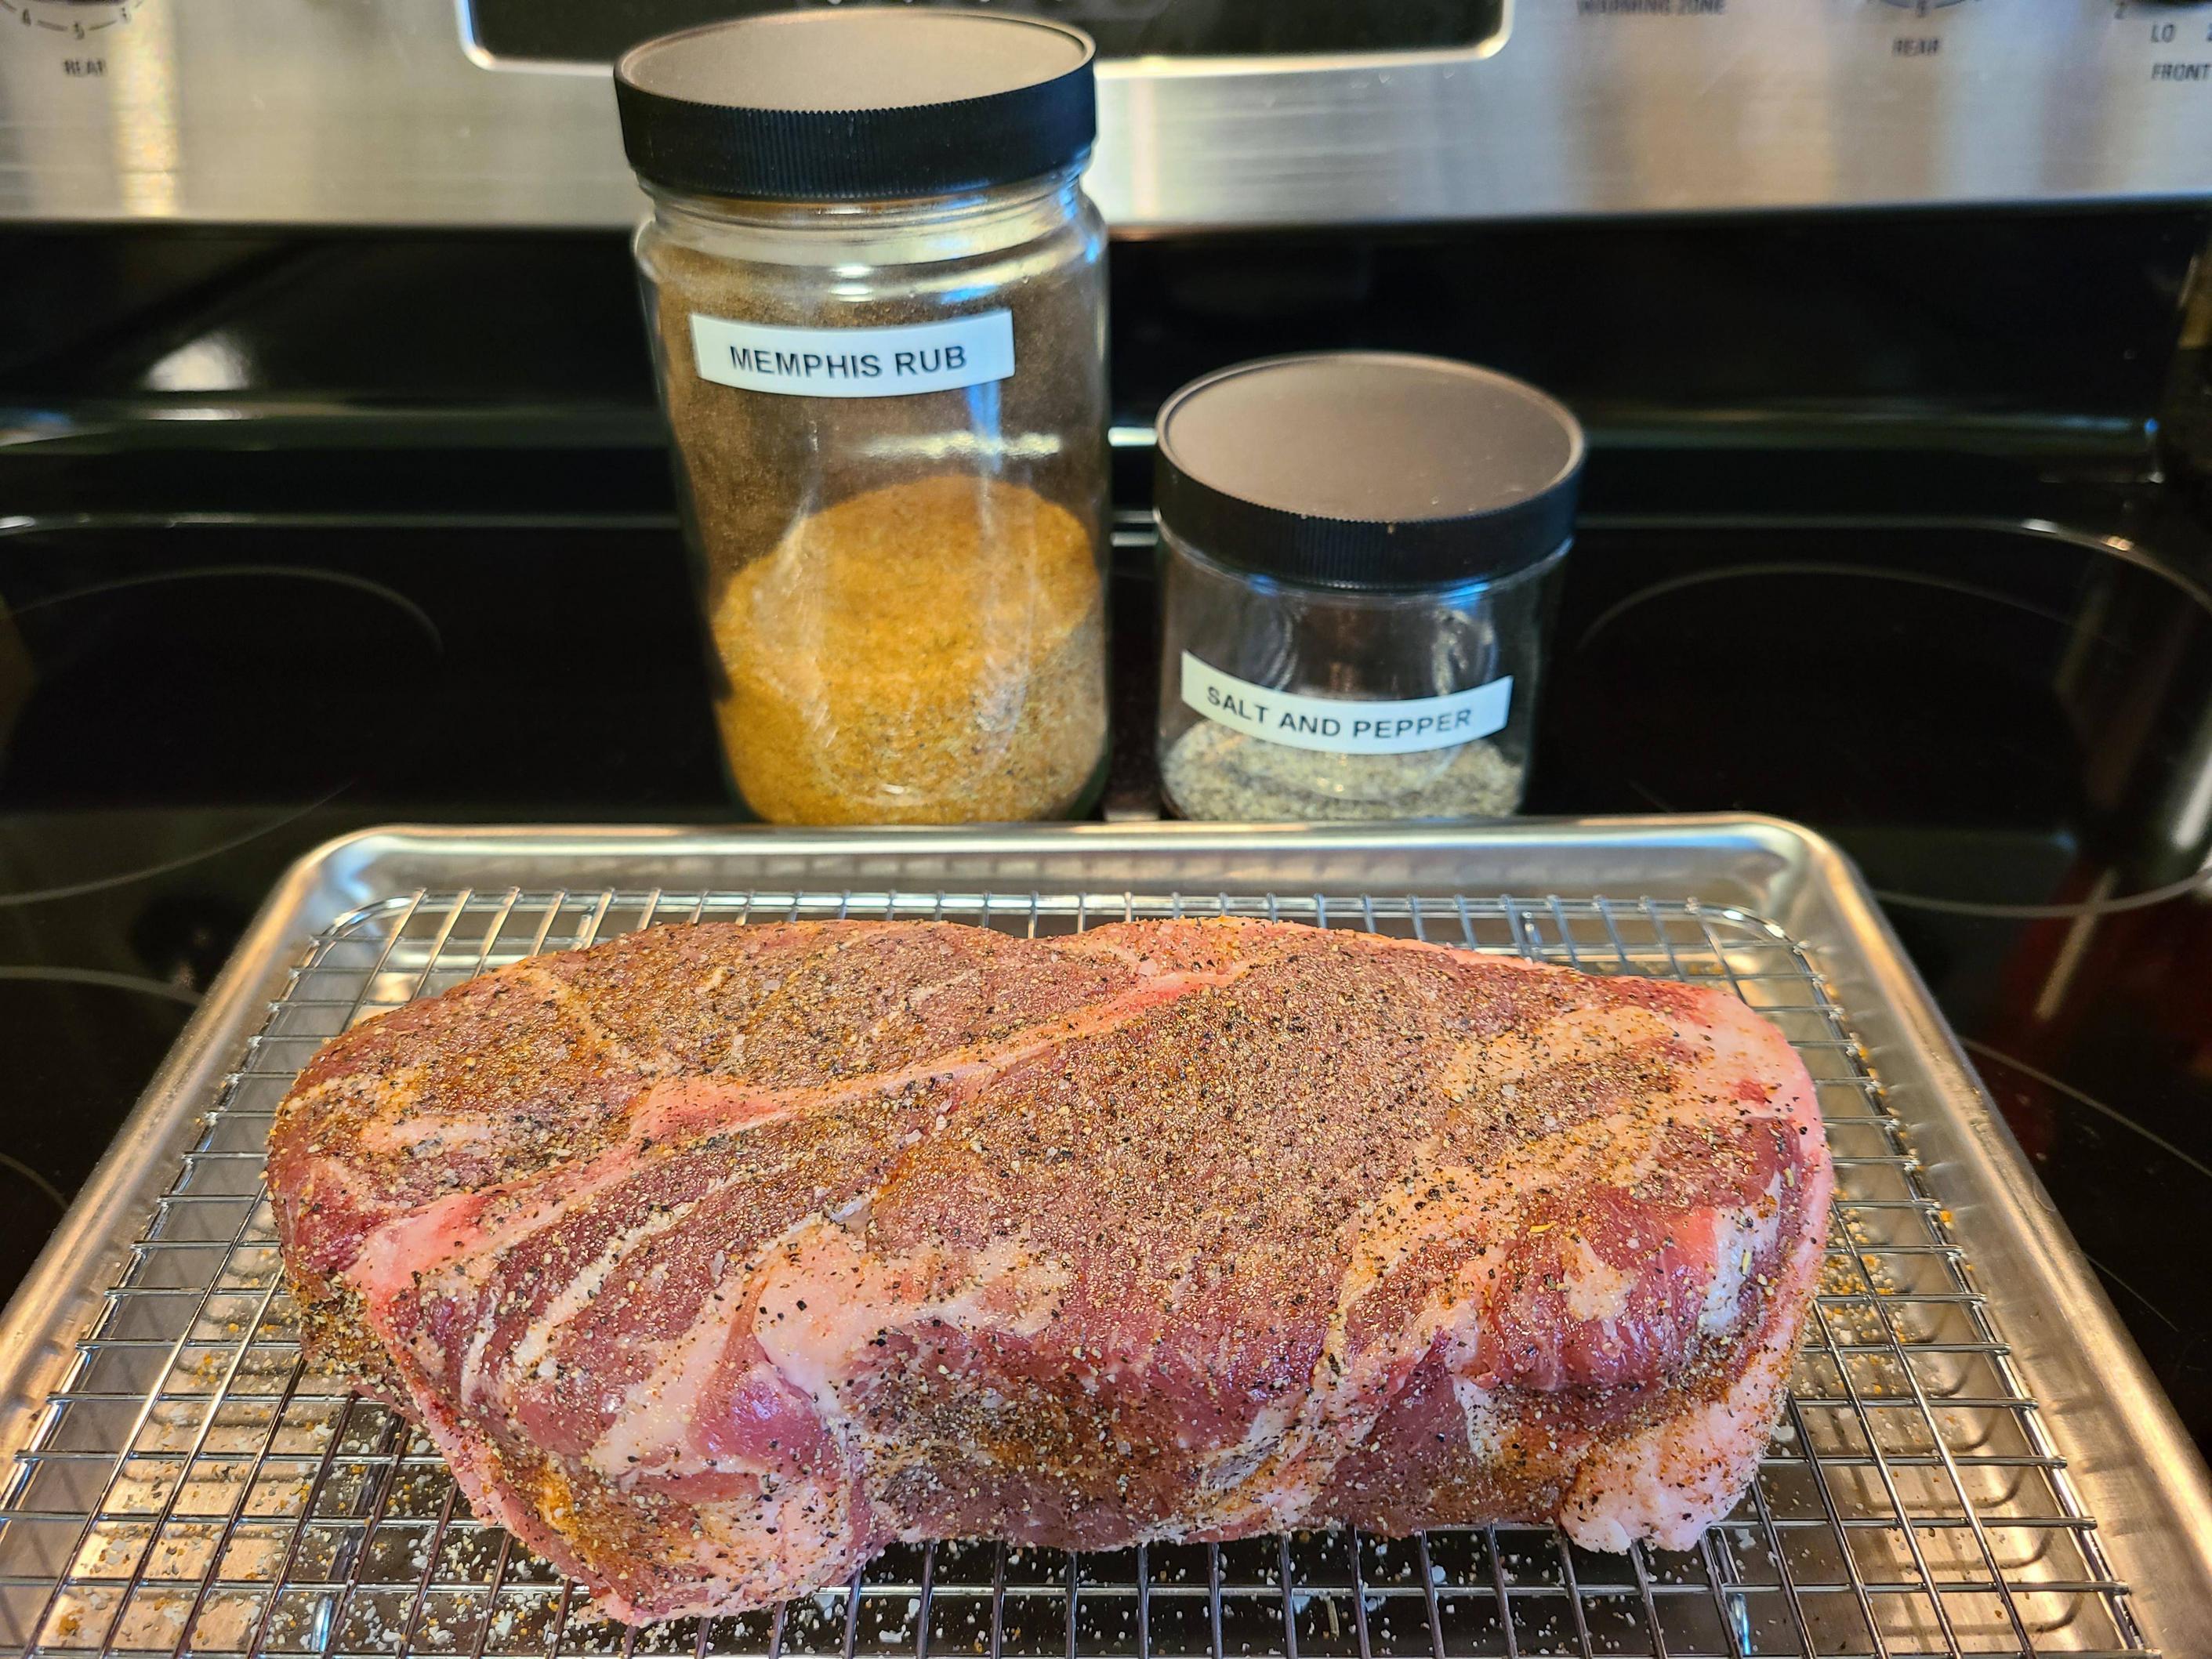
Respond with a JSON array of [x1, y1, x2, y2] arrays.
[[266, 915, 1829, 1625]]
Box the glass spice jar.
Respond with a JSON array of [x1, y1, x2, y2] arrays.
[[616, 12, 1109, 825], [1154, 353, 1584, 823]]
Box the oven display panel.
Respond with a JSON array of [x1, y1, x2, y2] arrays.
[[465, 0, 1506, 63]]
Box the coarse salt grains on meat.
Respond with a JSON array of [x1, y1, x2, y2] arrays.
[[268, 916, 1831, 1621]]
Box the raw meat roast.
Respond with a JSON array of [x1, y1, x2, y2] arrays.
[[270, 918, 1831, 1622]]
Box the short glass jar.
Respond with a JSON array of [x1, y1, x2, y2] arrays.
[[1154, 353, 1583, 822], [617, 12, 1109, 825]]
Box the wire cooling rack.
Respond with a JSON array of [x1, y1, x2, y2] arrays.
[[0, 889, 2147, 1659]]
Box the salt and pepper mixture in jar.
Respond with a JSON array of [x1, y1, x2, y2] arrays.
[[1154, 353, 1583, 822], [618, 12, 1109, 824]]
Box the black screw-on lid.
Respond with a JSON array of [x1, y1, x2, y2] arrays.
[[615, 9, 1097, 202], [1154, 353, 1586, 590]]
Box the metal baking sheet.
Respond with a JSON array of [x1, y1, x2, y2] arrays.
[[0, 819, 2206, 1659]]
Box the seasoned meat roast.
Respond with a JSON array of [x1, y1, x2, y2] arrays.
[[270, 918, 1831, 1622]]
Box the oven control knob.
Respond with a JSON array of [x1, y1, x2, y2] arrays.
[[1, 0, 145, 41]]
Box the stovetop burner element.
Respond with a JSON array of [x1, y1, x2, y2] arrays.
[[1542, 523, 2212, 914], [0, 565, 441, 903]]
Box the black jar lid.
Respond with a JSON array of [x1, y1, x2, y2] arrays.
[[615, 9, 1097, 202], [1154, 352, 1586, 590]]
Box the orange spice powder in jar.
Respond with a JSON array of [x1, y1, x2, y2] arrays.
[[711, 475, 1105, 825]]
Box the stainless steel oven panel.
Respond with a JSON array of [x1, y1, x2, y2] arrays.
[[0, 0, 2207, 229]]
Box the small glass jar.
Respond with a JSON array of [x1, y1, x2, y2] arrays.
[[1154, 353, 1583, 823], [617, 13, 1109, 825]]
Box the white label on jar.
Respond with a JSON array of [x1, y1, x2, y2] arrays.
[[689, 310, 1015, 399], [1180, 651, 1513, 755]]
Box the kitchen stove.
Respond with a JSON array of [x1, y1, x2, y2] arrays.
[[0, 208, 2207, 1479]]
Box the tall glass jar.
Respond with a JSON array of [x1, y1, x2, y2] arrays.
[[617, 13, 1108, 825], [1153, 353, 1584, 823]]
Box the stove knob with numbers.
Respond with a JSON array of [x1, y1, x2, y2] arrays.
[[0, 0, 144, 43], [2141, 0, 2212, 59]]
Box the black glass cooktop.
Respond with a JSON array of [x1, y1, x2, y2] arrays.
[[1, 201, 2205, 1496], [0, 516, 727, 1288], [0, 505, 2207, 1460]]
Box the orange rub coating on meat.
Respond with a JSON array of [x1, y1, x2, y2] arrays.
[[268, 918, 1832, 1621]]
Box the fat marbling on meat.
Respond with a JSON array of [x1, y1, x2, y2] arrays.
[[269, 917, 1832, 1621]]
